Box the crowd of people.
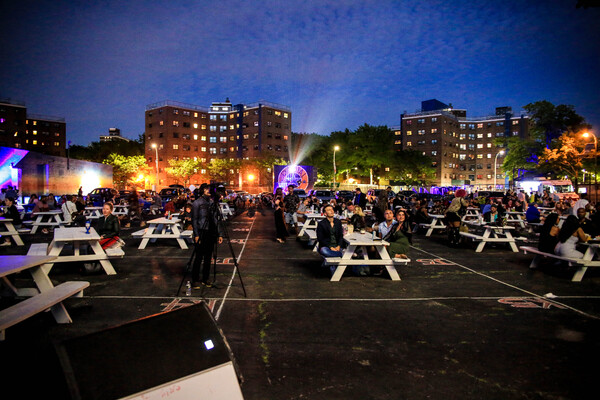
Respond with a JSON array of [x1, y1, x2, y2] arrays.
[[270, 184, 600, 275]]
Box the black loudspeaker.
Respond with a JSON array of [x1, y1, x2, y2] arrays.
[[55, 303, 244, 400]]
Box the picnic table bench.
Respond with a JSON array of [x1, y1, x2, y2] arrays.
[[22, 210, 66, 234], [419, 214, 446, 237], [133, 217, 192, 249], [460, 222, 519, 252], [521, 245, 600, 282], [0, 255, 89, 340], [323, 232, 410, 281]]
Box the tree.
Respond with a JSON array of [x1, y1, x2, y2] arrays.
[[498, 136, 544, 181], [70, 137, 144, 163], [165, 158, 202, 186], [386, 150, 436, 186], [103, 154, 153, 189], [207, 158, 240, 183], [537, 132, 588, 190], [524, 100, 589, 147]]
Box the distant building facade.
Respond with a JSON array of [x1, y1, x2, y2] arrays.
[[394, 99, 530, 188], [0, 98, 66, 157], [144, 98, 291, 188], [100, 128, 132, 142]]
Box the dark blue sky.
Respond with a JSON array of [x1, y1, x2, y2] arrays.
[[1, 0, 599, 146]]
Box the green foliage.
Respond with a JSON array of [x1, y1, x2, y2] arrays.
[[103, 154, 152, 189], [523, 100, 589, 147], [537, 132, 588, 185], [207, 158, 240, 182], [497, 136, 543, 180], [165, 158, 202, 185]]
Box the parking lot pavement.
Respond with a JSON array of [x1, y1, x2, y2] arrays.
[[1, 208, 600, 399]]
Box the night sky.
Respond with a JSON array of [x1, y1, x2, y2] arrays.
[[1, 0, 599, 146]]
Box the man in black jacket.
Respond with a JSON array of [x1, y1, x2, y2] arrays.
[[316, 204, 344, 258], [192, 184, 223, 288]]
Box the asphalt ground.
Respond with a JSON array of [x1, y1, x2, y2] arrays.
[[1, 206, 600, 399]]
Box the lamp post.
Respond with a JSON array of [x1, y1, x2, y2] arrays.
[[333, 145, 340, 187], [494, 150, 505, 189], [151, 143, 159, 191], [582, 131, 597, 203]]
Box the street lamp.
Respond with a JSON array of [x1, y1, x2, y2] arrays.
[[333, 145, 340, 187], [582, 131, 597, 203], [494, 150, 505, 189], [151, 143, 159, 191]]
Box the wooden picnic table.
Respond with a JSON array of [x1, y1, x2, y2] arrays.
[[461, 207, 481, 221], [27, 226, 117, 275], [23, 210, 66, 234], [0, 255, 89, 340], [323, 232, 410, 282], [133, 217, 192, 250], [0, 217, 25, 246], [112, 204, 129, 216], [461, 221, 519, 253], [220, 203, 233, 219]]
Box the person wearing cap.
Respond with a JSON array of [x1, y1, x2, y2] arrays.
[[191, 183, 223, 288], [444, 189, 468, 245]]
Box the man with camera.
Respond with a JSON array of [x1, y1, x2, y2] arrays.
[[192, 183, 223, 288]]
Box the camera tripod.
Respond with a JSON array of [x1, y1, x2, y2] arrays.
[[176, 197, 247, 297]]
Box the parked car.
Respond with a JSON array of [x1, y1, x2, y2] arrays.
[[293, 189, 308, 198], [336, 190, 354, 202], [87, 188, 118, 206], [314, 190, 335, 203], [478, 190, 505, 202]]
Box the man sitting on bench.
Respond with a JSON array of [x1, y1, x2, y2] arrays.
[[316, 204, 344, 260]]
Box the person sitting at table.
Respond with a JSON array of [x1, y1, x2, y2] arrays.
[[555, 214, 588, 258], [413, 205, 431, 231], [28, 193, 39, 205], [483, 204, 500, 224], [181, 203, 193, 231], [316, 204, 344, 259], [341, 203, 355, 221], [376, 209, 397, 240], [96, 202, 121, 250], [526, 202, 541, 223], [296, 198, 310, 223], [386, 214, 411, 260], [349, 206, 367, 232], [1, 197, 22, 246], [394, 209, 413, 244], [164, 198, 177, 218], [576, 207, 598, 238], [538, 212, 560, 253]]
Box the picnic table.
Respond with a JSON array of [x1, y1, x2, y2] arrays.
[[26, 226, 117, 275], [84, 206, 104, 220], [0, 217, 26, 246], [220, 203, 233, 219], [0, 255, 89, 340], [22, 210, 66, 234], [298, 213, 326, 237], [461, 207, 481, 222], [112, 204, 129, 217], [132, 217, 192, 250], [323, 232, 410, 282], [419, 214, 447, 237], [460, 221, 519, 253], [504, 211, 526, 229]]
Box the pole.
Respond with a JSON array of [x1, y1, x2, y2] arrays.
[[153, 146, 159, 191], [333, 149, 336, 187], [594, 135, 597, 204]]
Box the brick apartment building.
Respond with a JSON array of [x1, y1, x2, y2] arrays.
[[393, 99, 530, 188], [144, 98, 291, 188], [0, 98, 66, 157]]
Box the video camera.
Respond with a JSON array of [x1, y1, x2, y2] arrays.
[[193, 182, 227, 201]]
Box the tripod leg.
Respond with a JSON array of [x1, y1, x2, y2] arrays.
[[176, 246, 196, 297]]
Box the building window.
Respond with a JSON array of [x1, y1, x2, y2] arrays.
[[209, 147, 217, 154], [477, 123, 483, 128], [173, 144, 178, 150], [220, 126, 227, 132], [418, 130, 425, 135], [209, 137, 217, 143], [220, 137, 227, 143], [406, 141, 412, 146], [173, 109, 179, 115], [201, 136, 206, 141], [193, 123, 198, 129], [406, 130, 412, 136], [417, 119, 425, 124], [210, 115, 217, 120], [512, 120, 519, 125], [219, 115, 227, 121], [172, 121, 179, 127], [431, 128, 438, 134], [431, 117, 437, 123]]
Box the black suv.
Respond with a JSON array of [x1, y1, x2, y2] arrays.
[[87, 188, 117, 206]]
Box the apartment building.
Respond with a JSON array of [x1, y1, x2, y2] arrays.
[[0, 98, 66, 157], [395, 99, 529, 188], [144, 98, 291, 187]]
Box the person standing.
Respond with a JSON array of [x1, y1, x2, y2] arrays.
[[283, 184, 300, 233], [1, 197, 21, 246], [445, 189, 468, 246], [274, 198, 288, 243], [353, 188, 367, 209], [192, 183, 223, 288]]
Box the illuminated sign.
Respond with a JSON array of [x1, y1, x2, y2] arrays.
[[276, 165, 310, 191]]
